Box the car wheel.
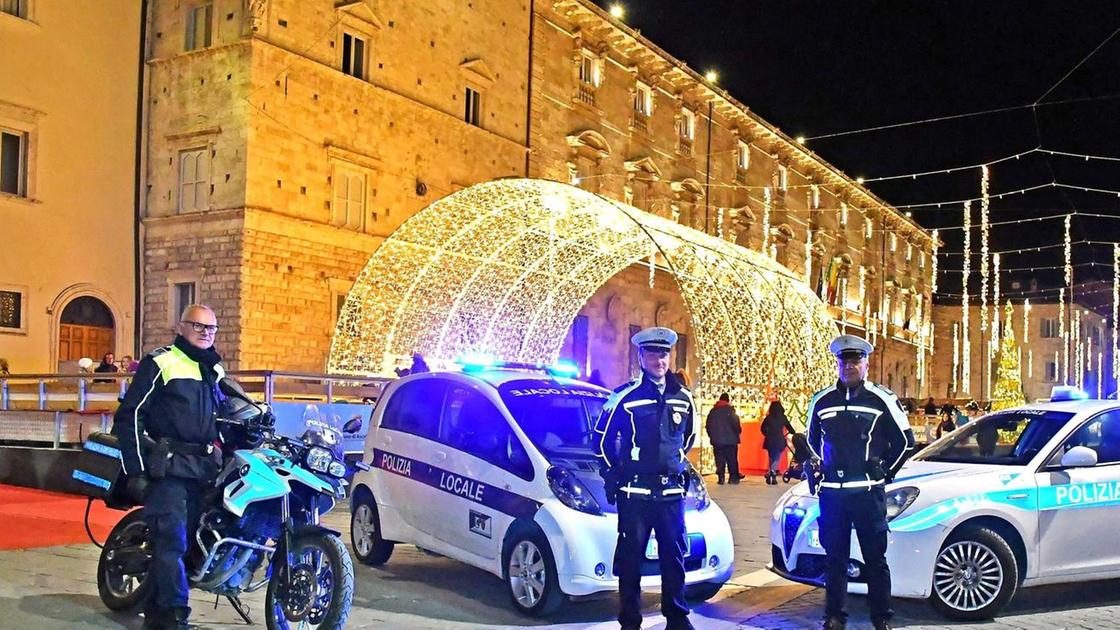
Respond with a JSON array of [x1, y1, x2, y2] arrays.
[[685, 580, 724, 602], [929, 525, 1018, 620], [350, 491, 394, 566], [503, 525, 566, 616]]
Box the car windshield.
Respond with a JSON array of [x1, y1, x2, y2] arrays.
[[917, 409, 1073, 465], [498, 379, 608, 458]]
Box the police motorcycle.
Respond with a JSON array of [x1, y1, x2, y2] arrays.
[[82, 378, 363, 629]]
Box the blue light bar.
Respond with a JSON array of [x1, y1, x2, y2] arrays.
[[547, 360, 580, 377], [457, 353, 496, 371], [1050, 385, 1089, 402]]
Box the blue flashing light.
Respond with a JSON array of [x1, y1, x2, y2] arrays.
[[1051, 386, 1089, 402], [547, 360, 580, 377], [457, 353, 497, 372]]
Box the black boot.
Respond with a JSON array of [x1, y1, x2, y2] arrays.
[[872, 620, 893, 630], [821, 617, 847, 630], [666, 616, 696, 630]]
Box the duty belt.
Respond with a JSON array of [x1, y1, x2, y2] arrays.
[[819, 479, 883, 489], [618, 472, 688, 498], [161, 438, 215, 456]]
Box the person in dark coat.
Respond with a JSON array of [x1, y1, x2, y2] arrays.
[[761, 399, 796, 485], [409, 352, 430, 374], [705, 393, 741, 484]]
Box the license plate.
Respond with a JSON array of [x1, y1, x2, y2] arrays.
[[809, 529, 822, 549], [646, 535, 691, 559]]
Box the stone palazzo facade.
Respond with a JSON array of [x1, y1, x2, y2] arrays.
[[138, 0, 936, 398]]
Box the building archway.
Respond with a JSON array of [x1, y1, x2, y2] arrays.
[[58, 296, 116, 365], [329, 179, 837, 413]]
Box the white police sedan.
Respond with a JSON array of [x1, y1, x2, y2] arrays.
[[349, 358, 734, 616], [770, 387, 1120, 620]]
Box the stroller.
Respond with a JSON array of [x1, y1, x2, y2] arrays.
[[781, 431, 814, 483]]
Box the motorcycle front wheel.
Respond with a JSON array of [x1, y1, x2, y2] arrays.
[[97, 508, 153, 613], [265, 532, 354, 630]]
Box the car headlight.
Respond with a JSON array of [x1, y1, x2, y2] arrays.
[[305, 446, 334, 475], [547, 466, 602, 516], [885, 486, 920, 521], [686, 466, 710, 511]]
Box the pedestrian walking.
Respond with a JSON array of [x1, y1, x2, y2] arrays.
[[761, 398, 796, 485], [705, 393, 741, 484]]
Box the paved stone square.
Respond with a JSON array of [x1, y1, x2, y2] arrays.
[[1, 477, 1119, 628]]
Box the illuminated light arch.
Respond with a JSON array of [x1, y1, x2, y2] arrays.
[[329, 179, 837, 406]]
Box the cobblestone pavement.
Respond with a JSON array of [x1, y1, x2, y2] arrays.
[[1, 477, 1119, 628]]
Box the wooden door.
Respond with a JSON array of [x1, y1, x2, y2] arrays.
[[59, 324, 114, 361]]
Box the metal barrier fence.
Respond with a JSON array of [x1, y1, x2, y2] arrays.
[[0, 371, 388, 448]]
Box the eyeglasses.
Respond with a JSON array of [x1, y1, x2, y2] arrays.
[[182, 320, 219, 334]]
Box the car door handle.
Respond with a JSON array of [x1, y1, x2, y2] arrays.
[[1006, 493, 1029, 500], [433, 451, 448, 463]]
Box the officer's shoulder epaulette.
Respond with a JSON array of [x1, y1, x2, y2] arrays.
[[146, 345, 173, 358], [611, 378, 639, 395]]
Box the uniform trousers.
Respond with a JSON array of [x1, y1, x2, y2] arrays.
[[144, 477, 205, 616], [615, 496, 689, 627], [818, 485, 893, 623]]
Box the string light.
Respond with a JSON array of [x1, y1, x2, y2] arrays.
[[1064, 214, 1073, 287], [931, 229, 939, 293], [609, 3, 625, 19], [805, 229, 813, 282], [1098, 351, 1104, 399], [991, 254, 1000, 358], [1028, 349, 1033, 378], [717, 206, 725, 240], [1059, 288, 1067, 385], [1023, 299, 1030, 344], [952, 322, 959, 394], [648, 241, 656, 289], [761, 187, 771, 253], [1114, 244, 1119, 398], [1074, 310, 1083, 389], [960, 201, 971, 395], [979, 165, 990, 333], [329, 179, 838, 406]]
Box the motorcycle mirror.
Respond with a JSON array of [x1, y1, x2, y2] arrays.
[[342, 417, 363, 434], [219, 377, 252, 401]]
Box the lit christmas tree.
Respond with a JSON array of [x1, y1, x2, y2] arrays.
[[991, 301, 1027, 411]]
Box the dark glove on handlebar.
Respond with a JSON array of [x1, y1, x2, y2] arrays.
[[258, 410, 276, 429], [602, 470, 620, 506], [124, 475, 150, 505]]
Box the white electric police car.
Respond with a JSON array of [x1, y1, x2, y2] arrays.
[[770, 386, 1120, 620], [349, 357, 734, 616]]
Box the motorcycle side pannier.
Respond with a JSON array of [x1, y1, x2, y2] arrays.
[[71, 431, 133, 509]]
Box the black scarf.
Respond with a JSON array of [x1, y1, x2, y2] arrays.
[[174, 335, 223, 388]]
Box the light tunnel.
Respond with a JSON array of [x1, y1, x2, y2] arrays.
[[328, 178, 837, 408]]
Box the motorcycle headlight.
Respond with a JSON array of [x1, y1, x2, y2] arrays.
[[885, 486, 920, 521], [547, 466, 602, 516], [305, 446, 334, 474], [327, 461, 347, 478], [686, 466, 710, 511]]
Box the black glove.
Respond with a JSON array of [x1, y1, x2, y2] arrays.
[[602, 471, 620, 506], [123, 475, 150, 504], [870, 458, 888, 482], [805, 459, 822, 496]]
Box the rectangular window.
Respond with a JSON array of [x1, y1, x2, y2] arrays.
[[777, 164, 788, 191], [341, 32, 366, 79], [628, 324, 641, 378], [185, 3, 213, 51], [177, 148, 209, 212], [1, 129, 27, 196], [890, 232, 898, 252], [464, 87, 481, 127], [811, 184, 821, 209], [1, 0, 26, 19], [679, 108, 695, 140], [840, 202, 849, 226], [579, 51, 600, 87], [0, 288, 25, 332], [173, 282, 196, 321], [736, 140, 750, 170], [676, 333, 688, 372], [1041, 318, 1059, 339], [633, 83, 651, 116], [1045, 361, 1058, 383], [331, 166, 366, 230]]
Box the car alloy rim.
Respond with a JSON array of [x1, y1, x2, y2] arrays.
[[508, 540, 546, 608], [933, 540, 1004, 611], [352, 504, 375, 556]]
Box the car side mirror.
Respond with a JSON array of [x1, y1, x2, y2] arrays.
[[1060, 446, 1098, 468]]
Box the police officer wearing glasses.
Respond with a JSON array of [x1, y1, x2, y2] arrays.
[[807, 334, 915, 630], [595, 327, 697, 630], [113, 305, 259, 629]]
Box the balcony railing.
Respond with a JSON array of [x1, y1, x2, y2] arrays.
[[576, 83, 597, 107]]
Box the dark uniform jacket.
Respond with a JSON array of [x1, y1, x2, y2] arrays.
[[594, 371, 697, 498], [112, 342, 226, 479], [806, 380, 915, 487]]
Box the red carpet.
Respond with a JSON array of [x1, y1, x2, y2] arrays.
[[0, 484, 130, 549]]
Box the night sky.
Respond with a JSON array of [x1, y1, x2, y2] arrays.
[[591, 1, 1120, 307]]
